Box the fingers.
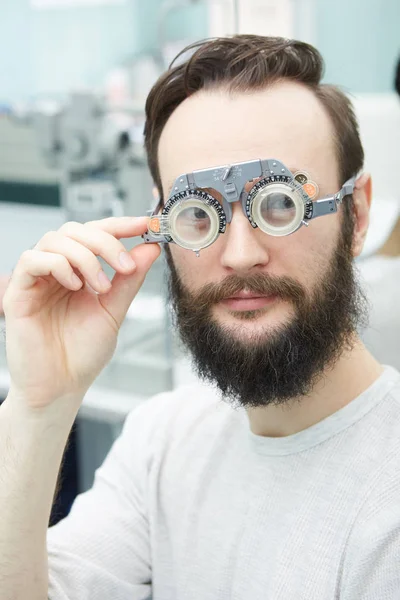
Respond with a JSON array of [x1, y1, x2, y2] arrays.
[[35, 226, 137, 294], [99, 243, 161, 326], [3, 250, 83, 306], [4, 215, 159, 310], [84, 215, 150, 238]]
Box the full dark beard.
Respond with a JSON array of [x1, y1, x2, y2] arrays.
[[165, 226, 369, 410]]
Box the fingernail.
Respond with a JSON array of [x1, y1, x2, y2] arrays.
[[119, 251, 136, 269], [98, 270, 111, 288]]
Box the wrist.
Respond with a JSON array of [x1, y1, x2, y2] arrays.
[[2, 389, 84, 430]]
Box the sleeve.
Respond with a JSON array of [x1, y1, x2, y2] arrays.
[[339, 460, 400, 600], [46, 394, 169, 600]]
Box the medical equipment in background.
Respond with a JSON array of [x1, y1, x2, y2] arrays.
[[8, 0, 242, 220], [11, 91, 151, 221]]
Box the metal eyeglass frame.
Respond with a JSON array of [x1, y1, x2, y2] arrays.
[[143, 158, 356, 255]]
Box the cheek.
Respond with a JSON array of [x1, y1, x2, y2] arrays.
[[309, 213, 342, 260], [169, 243, 222, 292], [275, 217, 340, 284]]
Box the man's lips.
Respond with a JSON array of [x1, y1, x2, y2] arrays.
[[219, 291, 278, 311]]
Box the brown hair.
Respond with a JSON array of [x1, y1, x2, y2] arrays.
[[144, 35, 363, 216]]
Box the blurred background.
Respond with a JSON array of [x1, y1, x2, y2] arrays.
[[0, 0, 399, 523]]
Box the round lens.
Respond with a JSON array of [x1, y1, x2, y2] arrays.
[[250, 183, 304, 236], [174, 205, 211, 244], [260, 192, 296, 227], [169, 198, 220, 250]]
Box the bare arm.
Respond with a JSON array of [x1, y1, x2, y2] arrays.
[[0, 216, 159, 600], [0, 393, 82, 600]]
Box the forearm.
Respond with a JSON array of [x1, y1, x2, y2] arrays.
[[0, 393, 82, 600]]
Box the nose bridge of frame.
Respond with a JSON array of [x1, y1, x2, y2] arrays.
[[206, 185, 250, 225], [222, 180, 267, 225], [221, 188, 251, 224], [192, 162, 262, 225]]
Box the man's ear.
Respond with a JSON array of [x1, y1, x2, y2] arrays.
[[351, 173, 372, 257]]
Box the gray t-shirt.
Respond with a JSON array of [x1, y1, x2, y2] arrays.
[[358, 256, 400, 371], [47, 365, 400, 599]]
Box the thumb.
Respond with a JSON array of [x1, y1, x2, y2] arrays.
[[100, 243, 161, 326]]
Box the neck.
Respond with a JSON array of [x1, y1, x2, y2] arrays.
[[246, 337, 384, 438]]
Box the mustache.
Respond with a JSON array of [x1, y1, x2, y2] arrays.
[[185, 273, 307, 311]]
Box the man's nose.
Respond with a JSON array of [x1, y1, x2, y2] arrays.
[[219, 201, 271, 273]]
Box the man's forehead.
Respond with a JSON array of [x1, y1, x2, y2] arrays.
[[158, 83, 338, 195]]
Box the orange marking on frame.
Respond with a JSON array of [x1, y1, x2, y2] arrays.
[[149, 217, 161, 233], [303, 182, 318, 199]]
